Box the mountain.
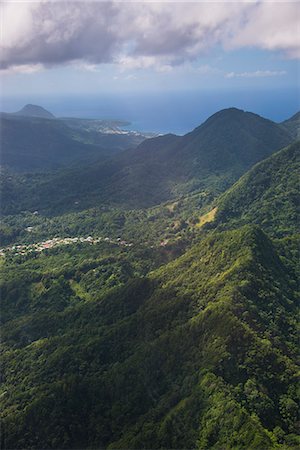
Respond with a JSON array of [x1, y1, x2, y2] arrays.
[[215, 141, 300, 237], [0, 113, 148, 172], [1, 227, 298, 449], [13, 104, 56, 119], [2, 108, 294, 215], [1, 107, 299, 449], [0, 115, 121, 172], [81, 107, 294, 208]]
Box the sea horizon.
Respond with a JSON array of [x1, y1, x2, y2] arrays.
[[1, 86, 298, 135]]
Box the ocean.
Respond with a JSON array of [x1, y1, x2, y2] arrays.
[[1, 87, 299, 135]]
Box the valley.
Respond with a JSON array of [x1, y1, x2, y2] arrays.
[[2, 107, 294, 215], [2, 1, 299, 448]]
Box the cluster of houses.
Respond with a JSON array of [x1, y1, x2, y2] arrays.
[[0, 236, 134, 258]]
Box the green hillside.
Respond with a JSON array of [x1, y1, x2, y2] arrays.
[[0, 142, 298, 248], [1, 108, 299, 449], [281, 112, 300, 140], [0, 114, 146, 172], [0, 116, 116, 172], [215, 141, 300, 237], [1, 108, 294, 215], [1, 225, 298, 449]]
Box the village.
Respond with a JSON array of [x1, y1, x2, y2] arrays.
[[0, 235, 170, 258], [0, 235, 135, 258]]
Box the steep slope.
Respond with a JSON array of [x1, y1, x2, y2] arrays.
[[215, 141, 300, 237], [2, 108, 294, 215], [281, 112, 300, 140], [1, 226, 298, 449], [59, 108, 294, 208], [178, 107, 292, 169], [1, 116, 299, 449]]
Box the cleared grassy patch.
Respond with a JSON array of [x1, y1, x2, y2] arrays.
[[196, 207, 218, 228]]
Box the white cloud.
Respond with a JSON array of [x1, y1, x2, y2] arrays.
[[225, 2, 300, 59], [0, 1, 299, 72], [0, 63, 44, 76], [195, 65, 222, 75], [225, 70, 287, 79], [118, 55, 173, 72]]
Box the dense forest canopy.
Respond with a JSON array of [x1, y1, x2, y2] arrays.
[[1, 108, 299, 449]]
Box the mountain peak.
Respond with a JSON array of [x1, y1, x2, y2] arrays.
[[14, 104, 55, 119], [189, 107, 272, 138], [214, 107, 244, 114], [203, 107, 254, 123]]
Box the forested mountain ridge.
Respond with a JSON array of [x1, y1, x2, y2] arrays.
[[215, 141, 300, 237], [1, 225, 298, 449], [1, 141, 298, 250], [0, 106, 299, 449], [0, 107, 150, 172], [0, 115, 120, 172], [1, 108, 295, 215], [281, 112, 300, 140]]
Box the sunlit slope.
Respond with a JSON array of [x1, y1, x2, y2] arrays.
[[1, 226, 298, 449], [215, 141, 300, 236]]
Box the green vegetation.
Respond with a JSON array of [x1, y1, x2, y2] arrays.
[[0, 189, 211, 247], [1, 108, 293, 215], [196, 207, 218, 227], [281, 112, 300, 140], [0, 108, 299, 449], [215, 141, 300, 237], [0, 113, 146, 172], [1, 226, 299, 449]]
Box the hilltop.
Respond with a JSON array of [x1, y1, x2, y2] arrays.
[[13, 104, 56, 119], [0, 107, 150, 172], [1, 104, 299, 449], [1, 108, 295, 215]]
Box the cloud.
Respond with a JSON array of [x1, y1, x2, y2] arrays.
[[0, 64, 44, 75], [225, 70, 287, 79], [225, 2, 300, 59], [1, 0, 299, 72], [1, 1, 123, 70], [195, 65, 222, 75]]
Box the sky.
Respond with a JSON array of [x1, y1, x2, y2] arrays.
[[0, 0, 299, 133]]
